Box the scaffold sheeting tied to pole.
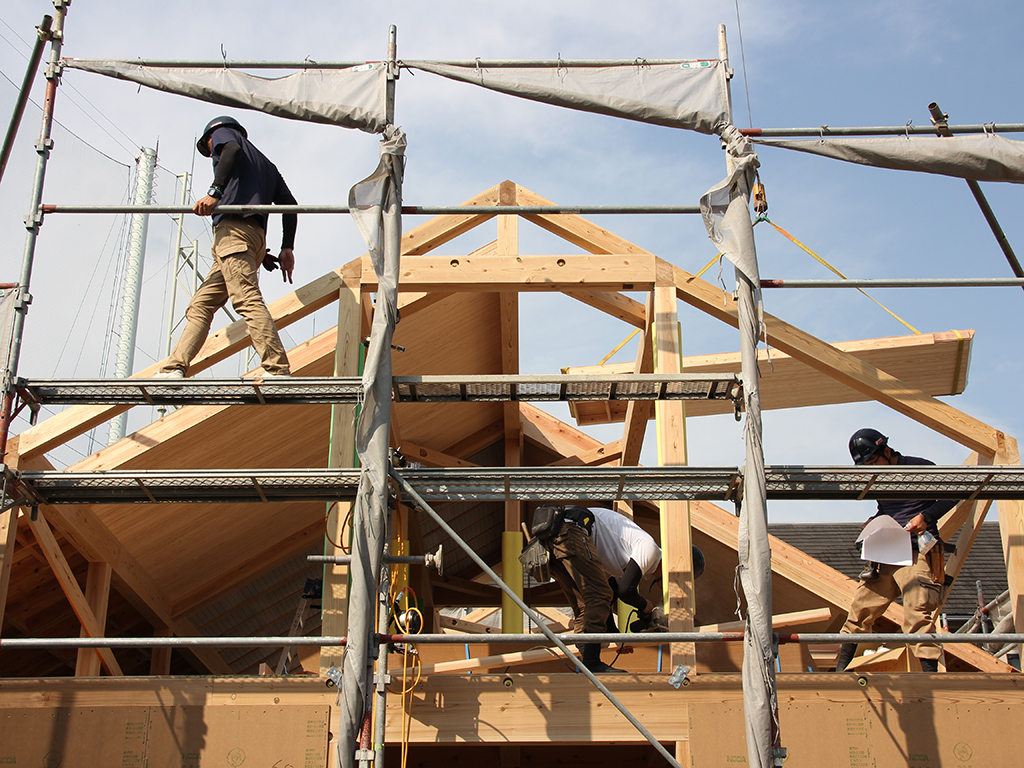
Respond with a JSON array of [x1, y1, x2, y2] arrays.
[[339, 125, 405, 768]]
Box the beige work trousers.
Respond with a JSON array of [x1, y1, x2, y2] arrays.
[[162, 218, 289, 375], [841, 550, 942, 661]]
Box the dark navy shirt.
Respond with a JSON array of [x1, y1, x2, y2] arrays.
[[209, 126, 296, 245], [870, 454, 955, 539]]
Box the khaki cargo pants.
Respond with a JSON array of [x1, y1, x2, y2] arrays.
[[549, 523, 612, 634], [163, 217, 290, 375], [841, 549, 942, 661]]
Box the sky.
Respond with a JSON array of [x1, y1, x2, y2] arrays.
[[1, 0, 1022, 523]]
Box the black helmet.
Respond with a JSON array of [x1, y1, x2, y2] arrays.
[[691, 545, 706, 580], [849, 428, 888, 465], [197, 115, 246, 157]]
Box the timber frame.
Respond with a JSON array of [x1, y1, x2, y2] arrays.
[[1, 179, 1023, 766]]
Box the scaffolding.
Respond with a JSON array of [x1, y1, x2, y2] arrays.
[[3, 7, 1024, 768]]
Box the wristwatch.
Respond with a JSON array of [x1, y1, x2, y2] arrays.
[[207, 185, 223, 199]]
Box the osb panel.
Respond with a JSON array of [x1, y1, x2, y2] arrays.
[[0, 705, 329, 768], [690, 692, 1019, 767]]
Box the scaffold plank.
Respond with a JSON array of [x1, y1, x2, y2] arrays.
[[3, 465, 1023, 508], [15, 374, 741, 406]]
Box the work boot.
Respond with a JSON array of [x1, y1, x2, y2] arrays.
[[153, 369, 185, 379], [835, 642, 858, 672], [579, 643, 625, 674], [919, 657, 939, 673]]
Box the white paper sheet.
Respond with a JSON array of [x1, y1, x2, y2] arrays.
[[856, 515, 913, 566]]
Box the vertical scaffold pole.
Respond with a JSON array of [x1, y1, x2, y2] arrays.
[[0, 1, 70, 461], [109, 146, 157, 443], [0, 15, 53, 187], [719, 24, 782, 768]]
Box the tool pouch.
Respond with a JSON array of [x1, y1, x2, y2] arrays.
[[561, 506, 595, 535], [531, 504, 565, 540], [928, 546, 946, 584]]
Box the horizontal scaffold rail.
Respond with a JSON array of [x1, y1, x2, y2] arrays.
[[40, 204, 702, 215], [3, 465, 1023, 508], [14, 373, 740, 406], [2, 631, 1022, 650]]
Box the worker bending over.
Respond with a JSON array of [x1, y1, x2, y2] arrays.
[[835, 429, 954, 673], [158, 116, 297, 378]]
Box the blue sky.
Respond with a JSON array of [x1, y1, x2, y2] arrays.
[[1, 1, 1022, 521]]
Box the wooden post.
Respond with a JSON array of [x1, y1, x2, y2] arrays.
[[0, 445, 21, 630], [321, 270, 362, 676], [150, 625, 173, 676], [995, 433, 1024, 662], [75, 560, 112, 676], [653, 280, 695, 669], [499, 180, 524, 633]]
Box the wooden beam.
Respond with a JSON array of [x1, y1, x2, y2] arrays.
[[654, 282, 694, 668], [696, 607, 834, 633], [0, 465, 20, 630], [546, 440, 622, 467], [670, 264, 1001, 455], [362, 253, 657, 292], [75, 561, 112, 676], [562, 289, 647, 328], [520, 403, 602, 458], [437, 614, 501, 634], [322, 271, 362, 676], [994, 434, 1024, 661], [498, 182, 525, 635], [399, 441, 480, 468], [391, 646, 577, 676], [150, 625, 173, 676], [24, 509, 123, 676], [620, 291, 655, 466]]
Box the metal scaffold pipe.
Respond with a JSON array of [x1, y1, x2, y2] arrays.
[[4, 631, 1023, 649], [0, 2, 69, 462], [0, 15, 53, 187], [760, 278, 1024, 288], [40, 203, 702, 215], [741, 123, 1024, 137]]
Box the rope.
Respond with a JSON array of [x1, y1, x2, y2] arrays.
[[759, 216, 922, 335]]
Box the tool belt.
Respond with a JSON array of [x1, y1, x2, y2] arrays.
[[927, 546, 945, 584]]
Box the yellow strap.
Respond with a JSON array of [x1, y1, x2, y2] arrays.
[[694, 252, 724, 280], [598, 328, 640, 366], [764, 218, 922, 335]]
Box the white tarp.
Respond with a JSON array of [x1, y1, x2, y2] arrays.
[[753, 133, 1024, 183], [338, 126, 406, 768], [406, 60, 729, 135], [700, 125, 762, 287], [63, 59, 388, 133]]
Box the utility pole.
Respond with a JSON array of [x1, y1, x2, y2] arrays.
[[108, 146, 157, 443]]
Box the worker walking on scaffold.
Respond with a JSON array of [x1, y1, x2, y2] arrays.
[[158, 116, 297, 378], [835, 429, 954, 672]]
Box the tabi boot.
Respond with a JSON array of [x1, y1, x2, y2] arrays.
[[580, 643, 625, 674], [835, 642, 858, 672]]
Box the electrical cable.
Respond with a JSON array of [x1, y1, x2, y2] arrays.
[[733, 0, 754, 129]]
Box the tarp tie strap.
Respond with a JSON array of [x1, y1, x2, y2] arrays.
[[759, 216, 922, 335]]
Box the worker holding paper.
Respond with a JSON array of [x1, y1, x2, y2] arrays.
[[834, 429, 956, 673]]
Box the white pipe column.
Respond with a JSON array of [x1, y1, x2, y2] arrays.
[[108, 146, 157, 444]]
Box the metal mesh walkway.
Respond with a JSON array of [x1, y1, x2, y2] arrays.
[[15, 373, 741, 406], [4, 465, 1022, 508]]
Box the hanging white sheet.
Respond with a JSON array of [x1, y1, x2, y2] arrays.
[[406, 59, 729, 134], [754, 133, 1024, 183], [63, 59, 388, 133]]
